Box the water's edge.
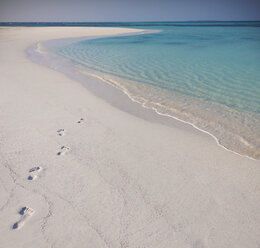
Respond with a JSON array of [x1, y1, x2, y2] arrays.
[[26, 29, 258, 161]]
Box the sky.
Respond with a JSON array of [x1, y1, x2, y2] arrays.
[[0, 0, 260, 22]]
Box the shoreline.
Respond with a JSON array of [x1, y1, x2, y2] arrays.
[[0, 27, 259, 248], [78, 69, 258, 162], [31, 32, 258, 161]]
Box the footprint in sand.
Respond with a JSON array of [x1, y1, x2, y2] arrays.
[[57, 129, 65, 136], [13, 206, 34, 230], [77, 118, 84, 124], [27, 166, 42, 181], [57, 146, 70, 156]]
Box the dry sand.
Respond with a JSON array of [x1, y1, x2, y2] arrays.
[[0, 27, 259, 248]]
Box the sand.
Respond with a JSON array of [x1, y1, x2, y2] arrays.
[[0, 26, 259, 248]]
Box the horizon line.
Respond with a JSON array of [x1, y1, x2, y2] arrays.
[[1, 20, 260, 23]]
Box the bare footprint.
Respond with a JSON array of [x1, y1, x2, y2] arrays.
[[57, 146, 70, 156], [57, 129, 65, 136], [27, 166, 42, 181], [77, 118, 84, 124], [13, 206, 34, 230]]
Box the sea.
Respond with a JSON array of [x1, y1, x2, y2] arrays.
[[19, 22, 260, 159]]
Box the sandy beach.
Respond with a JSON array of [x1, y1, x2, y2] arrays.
[[0, 26, 259, 248]]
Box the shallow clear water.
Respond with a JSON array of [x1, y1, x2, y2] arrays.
[[53, 23, 260, 159]]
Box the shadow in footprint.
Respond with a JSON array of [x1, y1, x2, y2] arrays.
[[29, 167, 42, 173], [28, 175, 37, 181]]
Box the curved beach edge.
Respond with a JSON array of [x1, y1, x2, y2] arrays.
[[1, 26, 259, 248]]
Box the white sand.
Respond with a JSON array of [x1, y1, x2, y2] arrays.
[[0, 27, 259, 248]]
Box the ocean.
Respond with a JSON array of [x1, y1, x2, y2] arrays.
[[28, 22, 260, 159]]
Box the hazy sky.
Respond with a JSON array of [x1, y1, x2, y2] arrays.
[[1, 0, 260, 22]]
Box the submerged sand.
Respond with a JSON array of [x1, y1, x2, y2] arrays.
[[0, 27, 259, 248]]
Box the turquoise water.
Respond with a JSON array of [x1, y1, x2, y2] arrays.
[[53, 23, 260, 159]]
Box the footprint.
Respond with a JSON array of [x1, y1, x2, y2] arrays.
[[77, 118, 84, 124], [13, 206, 34, 230], [57, 129, 65, 136], [57, 146, 70, 156], [29, 166, 42, 173], [27, 166, 42, 181]]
